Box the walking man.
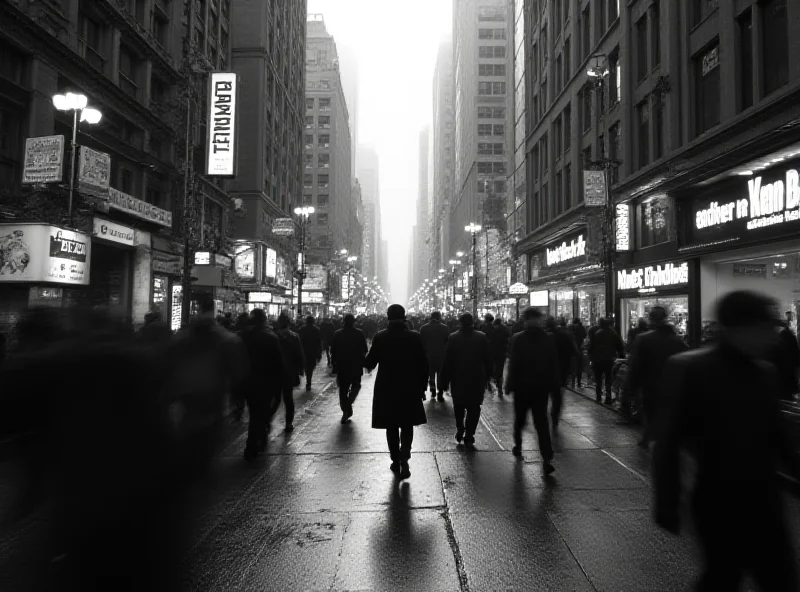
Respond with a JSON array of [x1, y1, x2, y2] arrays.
[[298, 316, 323, 392], [274, 313, 305, 432], [441, 313, 493, 450], [331, 313, 368, 424], [568, 318, 588, 387], [419, 311, 450, 401], [320, 317, 335, 367], [236, 309, 285, 460], [364, 304, 428, 480], [588, 317, 625, 404], [654, 291, 798, 591], [505, 307, 560, 475], [487, 317, 511, 396], [544, 316, 579, 430]]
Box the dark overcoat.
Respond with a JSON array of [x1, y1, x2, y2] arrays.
[[364, 320, 428, 429], [440, 328, 493, 406], [420, 319, 451, 369]]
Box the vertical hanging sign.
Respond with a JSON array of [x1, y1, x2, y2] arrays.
[[206, 72, 239, 176], [615, 203, 631, 251]]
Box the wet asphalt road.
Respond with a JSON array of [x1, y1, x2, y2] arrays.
[[181, 362, 800, 592]]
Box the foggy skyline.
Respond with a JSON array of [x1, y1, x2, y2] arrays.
[[306, 0, 453, 305]]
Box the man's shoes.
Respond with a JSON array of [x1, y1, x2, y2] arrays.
[[390, 461, 400, 474], [341, 414, 349, 424], [464, 441, 476, 451], [399, 462, 411, 479], [512, 445, 522, 458], [347, 406, 354, 419], [455, 429, 464, 443], [285, 424, 294, 432], [543, 461, 556, 475]]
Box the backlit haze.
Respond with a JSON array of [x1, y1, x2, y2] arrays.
[[307, 0, 453, 305]]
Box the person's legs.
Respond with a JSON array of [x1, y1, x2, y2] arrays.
[[531, 391, 553, 463], [428, 365, 437, 394], [305, 361, 315, 390], [575, 354, 584, 387], [436, 368, 444, 398], [493, 358, 504, 395], [348, 375, 362, 406], [592, 362, 604, 400], [464, 404, 481, 445], [453, 400, 466, 441], [749, 511, 798, 592], [244, 394, 266, 458], [512, 395, 529, 453], [399, 426, 414, 461], [325, 345, 331, 365], [386, 427, 400, 461], [694, 511, 743, 592], [601, 362, 614, 400], [283, 385, 295, 428]]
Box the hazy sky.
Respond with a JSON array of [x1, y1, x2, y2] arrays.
[[307, 0, 452, 304]]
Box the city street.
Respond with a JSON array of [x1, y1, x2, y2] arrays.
[[179, 362, 800, 592]]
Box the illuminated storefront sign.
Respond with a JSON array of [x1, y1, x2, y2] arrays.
[[544, 234, 586, 267], [248, 292, 273, 303], [206, 72, 239, 176], [530, 290, 549, 307], [615, 204, 630, 251], [0, 223, 90, 285], [265, 248, 277, 279], [617, 261, 689, 294], [194, 252, 211, 265]]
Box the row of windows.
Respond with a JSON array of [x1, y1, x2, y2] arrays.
[[302, 193, 329, 207], [478, 142, 505, 156], [479, 46, 507, 59], [303, 153, 331, 168], [478, 81, 507, 96], [479, 64, 507, 77], [478, 106, 506, 119], [303, 173, 329, 186], [305, 97, 331, 111], [477, 161, 507, 175], [478, 123, 505, 136], [305, 115, 330, 128], [478, 179, 507, 194], [304, 133, 331, 147], [479, 28, 507, 40], [635, 2, 661, 83]]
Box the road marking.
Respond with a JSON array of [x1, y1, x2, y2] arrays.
[[479, 411, 505, 451], [601, 448, 649, 484]]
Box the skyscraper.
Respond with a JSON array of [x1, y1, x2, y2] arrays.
[[432, 40, 456, 276], [337, 44, 360, 178], [357, 144, 382, 288]]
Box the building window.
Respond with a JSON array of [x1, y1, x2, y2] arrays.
[[118, 45, 140, 99], [478, 162, 493, 174], [305, 98, 314, 110], [653, 94, 664, 160], [317, 153, 330, 168], [318, 116, 330, 128], [555, 170, 563, 215], [319, 98, 331, 111], [695, 42, 720, 135], [639, 196, 670, 248], [609, 0, 619, 22], [565, 164, 572, 209], [541, 183, 549, 222], [636, 16, 648, 82], [318, 174, 329, 187], [78, 12, 105, 70], [651, 2, 661, 68], [564, 39, 571, 81], [478, 124, 492, 136], [531, 42, 538, 82], [493, 162, 507, 175], [318, 134, 330, 147], [563, 103, 571, 152], [554, 115, 562, 157], [637, 102, 650, 168], [738, 9, 753, 111], [762, 0, 788, 96], [478, 107, 492, 118], [494, 143, 504, 155], [479, 28, 493, 39], [494, 180, 507, 193], [304, 153, 313, 167], [609, 123, 621, 183], [494, 28, 507, 40], [555, 54, 563, 92], [581, 5, 591, 60], [478, 142, 492, 156], [303, 193, 313, 205], [493, 82, 507, 95], [303, 173, 313, 187], [304, 134, 313, 147], [582, 86, 592, 132], [305, 115, 313, 128], [317, 213, 328, 226], [317, 194, 329, 206], [599, 0, 608, 35], [120, 169, 134, 194], [493, 124, 505, 136], [609, 51, 621, 104], [478, 81, 492, 95], [693, 0, 719, 27], [542, 133, 549, 172], [479, 46, 494, 58]]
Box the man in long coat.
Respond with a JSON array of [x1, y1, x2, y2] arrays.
[[364, 304, 428, 480], [298, 315, 323, 392], [331, 313, 368, 424], [441, 313, 493, 449], [419, 311, 450, 400]]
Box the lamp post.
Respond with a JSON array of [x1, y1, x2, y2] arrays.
[[449, 256, 462, 311], [52, 92, 102, 227], [586, 53, 620, 321], [294, 206, 314, 317], [465, 223, 482, 317]]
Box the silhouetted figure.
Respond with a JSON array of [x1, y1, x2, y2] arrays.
[[236, 308, 285, 460], [588, 317, 625, 404], [320, 317, 335, 366], [621, 307, 688, 446], [654, 291, 798, 591], [364, 304, 428, 479], [545, 316, 579, 430], [568, 318, 588, 387], [486, 317, 510, 396], [770, 320, 800, 401], [138, 310, 172, 344], [274, 313, 305, 432], [298, 315, 323, 392], [626, 317, 649, 353], [505, 307, 560, 475], [441, 312, 493, 449], [331, 313, 368, 424], [420, 311, 450, 401]]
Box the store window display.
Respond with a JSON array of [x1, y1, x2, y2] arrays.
[[620, 296, 689, 343]]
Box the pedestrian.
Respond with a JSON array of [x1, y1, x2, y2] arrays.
[[626, 317, 649, 352], [234, 312, 251, 332], [440, 312, 493, 450], [320, 317, 335, 366], [419, 311, 450, 401], [770, 318, 800, 401], [331, 313, 368, 424], [274, 313, 305, 432], [364, 304, 428, 479], [138, 310, 172, 344], [544, 316, 579, 430], [588, 317, 625, 404], [568, 318, 588, 387], [298, 315, 323, 392], [505, 307, 560, 475], [654, 291, 798, 591], [236, 309, 285, 460], [487, 316, 510, 396], [620, 306, 688, 447]]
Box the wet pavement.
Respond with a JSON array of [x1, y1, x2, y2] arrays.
[[1, 361, 799, 591]]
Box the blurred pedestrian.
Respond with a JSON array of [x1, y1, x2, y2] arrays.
[[588, 317, 625, 404], [298, 315, 323, 392], [236, 308, 285, 460], [274, 313, 305, 432], [441, 312, 493, 449], [545, 316, 579, 430], [568, 318, 588, 388], [770, 318, 800, 401], [138, 310, 172, 344], [620, 306, 688, 447], [487, 317, 511, 396], [420, 311, 450, 401], [626, 317, 649, 353], [654, 291, 798, 591], [320, 317, 335, 367], [331, 313, 368, 424], [505, 307, 560, 475], [364, 304, 428, 479]]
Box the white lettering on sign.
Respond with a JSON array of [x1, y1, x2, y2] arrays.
[[546, 235, 586, 266], [615, 204, 630, 251], [694, 168, 800, 233], [206, 73, 238, 176], [617, 262, 689, 292]]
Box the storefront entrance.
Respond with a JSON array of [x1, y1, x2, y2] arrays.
[[84, 242, 132, 318], [620, 295, 690, 342]]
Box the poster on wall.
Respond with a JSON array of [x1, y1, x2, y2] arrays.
[[276, 255, 288, 287], [304, 264, 327, 291], [583, 171, 606, 207], [265, 248, 277, 279], [206, 72, 239, 176], [22, 135, 64, 184], [77, 146, 111, 196], [234, 243, 255, 280], [0, 224, 90, 285]]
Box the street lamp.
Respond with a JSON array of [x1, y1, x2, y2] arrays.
[[585, 53, 618, 321], [52, 92, 102, 226], [465, 223, 482, 317], [294, 206, 315, 317]]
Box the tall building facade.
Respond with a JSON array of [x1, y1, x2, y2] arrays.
[[0, 0, 238, 334], [230, 0, 306, 310], [508, 0, 526, 284], [411, 128, 431, 294], [357, 144, 383, 288], [337, 44, 359, 178], [521, 0, 800, 346], [451, 0, 515, 308], [304, 16, 353, 263]]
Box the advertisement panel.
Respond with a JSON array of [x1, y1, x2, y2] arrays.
[[108, 188, 173, 228], [265, 248, 277, 279], [206, 72, 239, 176], [615, 203, 631, 252], [234, 242, 255, 279], [249, 292, 273, 303], [0, 224, 90, 285], [583, 171, 606, 207], [22, 136, 64, 184], [92, 217, 134, 246], [340, 273, 350, 301], [304, 264, 327, 291], [530, 290, 549, 307], [272, 218, 295, 236], [617, 261, 690, 295], [542, 231, 587, 268], [77, 146, 111, 196], [276, 255, 288, 287]]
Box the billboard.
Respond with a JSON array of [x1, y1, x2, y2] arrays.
[[265, 248, 277, 279], [234, 242, 255, 279], [304, 264, 327, 291], [272, 218, 295, 236], [0, 223, 90, 285], [583, 171, 606, 207], [22, 135, 64, 184], [77, 146, 111, 196], [206, 72, 239, 176]]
